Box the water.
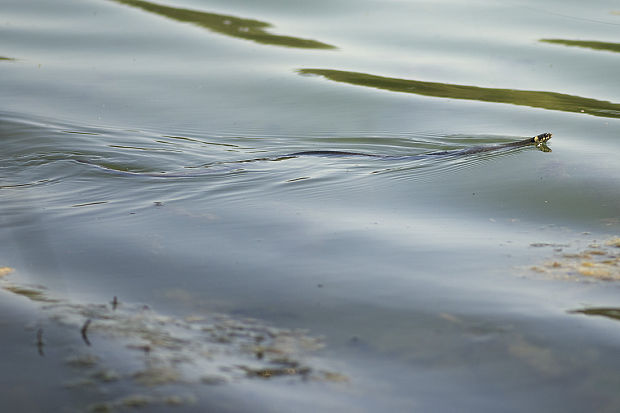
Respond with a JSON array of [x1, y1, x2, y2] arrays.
[[2, 0, 620, 411]]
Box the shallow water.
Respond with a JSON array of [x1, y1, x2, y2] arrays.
[[2, 0, 620, 411]]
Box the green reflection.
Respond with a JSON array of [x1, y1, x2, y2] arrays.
[[571, 308, 620, 322], [299, 69, 620, 119], [112, 0, 335, 49], [0, 56, 15, 61], [541, 39, 620, 53]]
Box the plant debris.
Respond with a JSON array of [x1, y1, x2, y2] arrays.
[[529, 237, 620, 281]]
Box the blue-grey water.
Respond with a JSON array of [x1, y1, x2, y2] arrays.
[[2, 0, 620, 411]]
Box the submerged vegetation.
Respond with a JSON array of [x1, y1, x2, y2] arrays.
[[0, 271, 346, 411]]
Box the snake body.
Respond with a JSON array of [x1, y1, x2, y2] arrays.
[[288, 132, 552, 158], [75, 133, 552, 177]]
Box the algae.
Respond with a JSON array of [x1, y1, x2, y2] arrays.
[[529, 237, 620, 281], [0, 270, 346, 411], [3, 284, 59, 303]]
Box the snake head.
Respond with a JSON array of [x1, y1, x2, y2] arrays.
[[533, 132, 552, 143], [532, 132, 552, 152]]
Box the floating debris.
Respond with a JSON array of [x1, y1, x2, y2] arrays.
[[81, 319, 92, 346], [0, 267, 14, 277], [606, 237, 620, 248], [91, 369, 121, 383], [65, 354, 100, 368], [87, 393, 196, 413], [529, 237, 620, 281], [132, 367, 180, 386], [36, 328, 44, 356], [3, 284, 59, 302], [0, 270, 346, 411], [529, 242, 568, 248]]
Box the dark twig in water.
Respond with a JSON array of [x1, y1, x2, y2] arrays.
[[81, 319, 92, 346], [36, 328, 44, 356], [111, 296, 118, 310]]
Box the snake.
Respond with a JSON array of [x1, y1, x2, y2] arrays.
[[74, 133, 552, 177], [288, 132, 552, 158]]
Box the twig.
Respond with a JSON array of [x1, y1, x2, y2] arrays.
[[36, 328, 44, 356], [81, 319, 92, 346]]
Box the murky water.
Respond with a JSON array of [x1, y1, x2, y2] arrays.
[[2, 0, 620, 411]]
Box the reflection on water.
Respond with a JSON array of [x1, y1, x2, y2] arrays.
[[0, 56, 15, 61], [540, 39, 620, 53], [299, 69, 620, 119], [571, 308, 620, 322], [111, 0, 336, 49]]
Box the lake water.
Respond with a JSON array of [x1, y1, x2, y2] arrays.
[[2, 0, 620, 411]]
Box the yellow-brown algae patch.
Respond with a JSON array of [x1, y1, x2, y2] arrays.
[[3, 285, 59, 303], [88, 402, 112, 413], [529, 237, 620, 282], [90, 369, 120, 383], [606, 237, 620, 248], [438, 312, 462, 324], [184, 315, 205, 323], [132, 367, 180, 386], [119, 394, 152, 408], [320, 371, 350, 383], [239, 365, 312, 378], [163, 395, 185, 406], [66, 354, 100, 368], [578, 266, 611, 279], [3, 275, 347, 411], [0, 267, 14, 277], [507, 336, 563, 377]]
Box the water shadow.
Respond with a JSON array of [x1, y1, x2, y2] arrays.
[[112, 0, 336, 49], [540, 39, 620, 53], [299, 69, 620, 119]]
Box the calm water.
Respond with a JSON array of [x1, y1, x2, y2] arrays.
[[2, 0, 620, 411]]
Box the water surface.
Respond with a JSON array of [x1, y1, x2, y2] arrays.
[[2, 0, 620, 411]]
